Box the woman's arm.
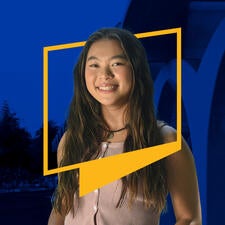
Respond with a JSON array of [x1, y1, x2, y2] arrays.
[[47, 133, 67, 225], [48, 209, 65, 225], [161, 126, 202, 225]]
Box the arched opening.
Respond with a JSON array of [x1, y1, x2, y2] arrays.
[[157, 80, 176, 127], [157, 80, 192, 147]]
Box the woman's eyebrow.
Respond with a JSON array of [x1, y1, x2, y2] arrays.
[[87, 56, 99, 61], [87, 54, 127, 62], [110, 54, 127, 60]]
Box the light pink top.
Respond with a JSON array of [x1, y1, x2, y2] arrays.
[[65, 142, 161, 225]]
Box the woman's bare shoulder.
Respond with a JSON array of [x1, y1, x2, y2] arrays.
[[157, 121, 177, 143], [57, 131, 68, 166], [157, 122, 195, 174]]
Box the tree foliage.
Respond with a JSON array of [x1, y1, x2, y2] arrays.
[[30, 120, 59, 173], [0, 101, 31, 168], [0, 101, 59, 173]]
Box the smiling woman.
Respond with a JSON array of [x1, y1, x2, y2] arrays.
[[48, 28, 202, 225], [85, 39, 133, 118]]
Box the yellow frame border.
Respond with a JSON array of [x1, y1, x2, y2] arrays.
[[43, 27, 182, 178]]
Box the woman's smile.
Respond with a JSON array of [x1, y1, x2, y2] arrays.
[[96, 83, 119, 92]]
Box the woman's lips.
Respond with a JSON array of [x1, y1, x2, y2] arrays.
[[96, 84, 118, 92]]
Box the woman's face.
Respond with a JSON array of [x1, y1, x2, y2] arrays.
[[85, 39, 133, 110]]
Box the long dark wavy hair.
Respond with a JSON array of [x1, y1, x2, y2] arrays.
[[53, 27, 168, 215]]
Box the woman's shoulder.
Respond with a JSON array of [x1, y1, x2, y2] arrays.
[[157, 121, 194, 166], [57, 131, 68, 166], [157, 121, 177, 143], [58, 131, 68, 150]]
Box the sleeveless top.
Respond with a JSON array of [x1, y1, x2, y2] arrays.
[[64, 142, 161, 225]]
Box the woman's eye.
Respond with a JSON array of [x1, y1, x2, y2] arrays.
[[89, 64, 99, 68], [112, 62, 123, 67]]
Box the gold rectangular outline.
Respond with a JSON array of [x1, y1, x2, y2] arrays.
[[43, 27, 182, 176]]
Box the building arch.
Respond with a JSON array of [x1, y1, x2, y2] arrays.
[[154, 17, 225, 224]]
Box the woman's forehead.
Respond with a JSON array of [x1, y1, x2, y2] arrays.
[[86, 39, 125, 59]]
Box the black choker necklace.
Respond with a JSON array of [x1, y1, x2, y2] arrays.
[[104, 125, 127, 139]]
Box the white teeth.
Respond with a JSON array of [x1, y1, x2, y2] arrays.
[[98, 86, 116, 91]]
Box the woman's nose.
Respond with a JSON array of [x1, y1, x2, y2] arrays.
[[99, 66, 114, 79]]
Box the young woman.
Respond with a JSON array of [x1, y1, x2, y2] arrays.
[[48, 28, 202, 225]]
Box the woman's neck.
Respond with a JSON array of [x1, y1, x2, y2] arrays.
[[101, 105, 128, 143], [101, 105, 127, 130]]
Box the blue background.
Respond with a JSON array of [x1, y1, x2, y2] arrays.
[[0, 1, 225, 225]]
